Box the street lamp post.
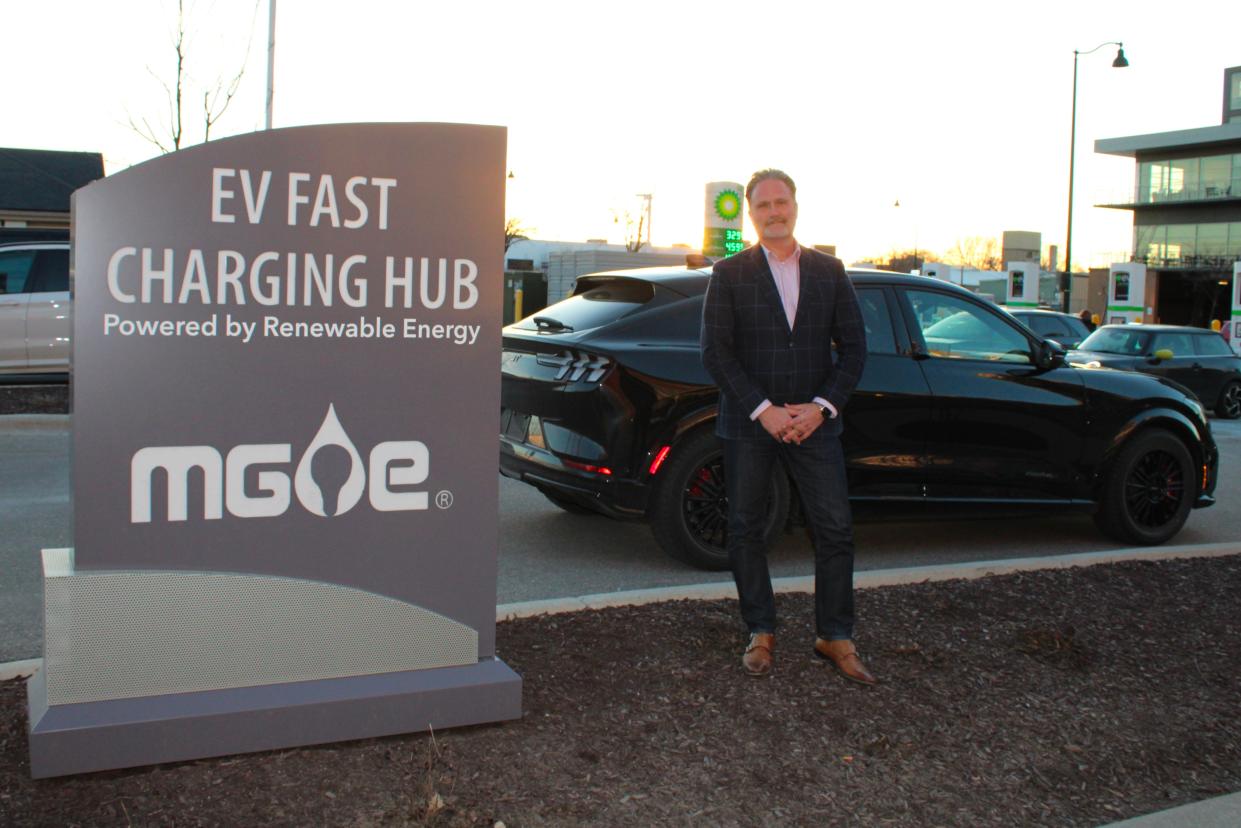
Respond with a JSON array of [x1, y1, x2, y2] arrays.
[[265, 0, 277, 130], [894, 199, 920, 273], [1063, 41, 1128, 312]]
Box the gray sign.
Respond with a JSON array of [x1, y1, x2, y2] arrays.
[[29, 123, 520, 778]]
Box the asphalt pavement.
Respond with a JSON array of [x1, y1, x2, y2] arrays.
[[2, 413, 1239, 826], [3, 414, 1240, 663]]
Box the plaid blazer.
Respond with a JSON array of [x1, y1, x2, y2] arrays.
[[700, 244, 867, 440]]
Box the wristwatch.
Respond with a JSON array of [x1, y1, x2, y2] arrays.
[[816, 403, 831, 419]]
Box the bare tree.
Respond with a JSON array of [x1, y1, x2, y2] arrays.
[[504, 218, 533, 253], [128, 0, 260, 153], [612, 210, 646, 253], [878, 248, 930, 274], [944, 236, 1003, 271]]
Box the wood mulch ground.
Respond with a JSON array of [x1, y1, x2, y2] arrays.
[[2, 554, 1239, 827]]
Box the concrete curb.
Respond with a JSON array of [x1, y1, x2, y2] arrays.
[[6, 541, 1240, 681], [494, 540, 1241, 620], [0, 414, 70, 431]]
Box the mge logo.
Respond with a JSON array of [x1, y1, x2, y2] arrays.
[[131, 405, 429, 522]]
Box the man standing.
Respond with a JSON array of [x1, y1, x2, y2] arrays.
[[700, 169, 873, 684]]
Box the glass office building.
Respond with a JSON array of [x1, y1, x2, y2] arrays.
[[1095, 66, 1241, 325]]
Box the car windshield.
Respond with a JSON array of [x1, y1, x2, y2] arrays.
[[510, 277, 655, 332], [1078, 327, 1152, 355]]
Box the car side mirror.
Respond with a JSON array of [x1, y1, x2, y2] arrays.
[[1036, 338, 1066, 370], [1151, 348, 1174, 362]]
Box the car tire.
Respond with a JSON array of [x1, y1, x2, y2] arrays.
[[1214, 380, 1241, 420], [648, 428, 790, 571], [1093, 428, 1194, 546], [541, 489, 598, 516]]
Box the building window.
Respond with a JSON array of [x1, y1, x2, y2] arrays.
[[1133, 222, 1241, 265], [1201, 155, 1231, 197], [1171, 159, 1198, 199], [1166, 225, 1195, 261], [1138, 154, 1240, 202], [1134, 225, 1164, 260], [1198, 223, 1228, 257]]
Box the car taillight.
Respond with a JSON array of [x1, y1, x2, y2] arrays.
[[536, 349, 612, 382], [648, 445, 672, 475], [563, 459, 612, 476]]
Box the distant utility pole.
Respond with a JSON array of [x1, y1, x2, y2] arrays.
[[636, 193, 652, 247], [265, 0, 276, 129]]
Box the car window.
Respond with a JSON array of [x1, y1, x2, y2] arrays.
[[29, 249, 69, 293], [1024, 315, 1071, 339], [856, 287, 896, 354], [510, 277, 655, 332], [0, 250, 37, 295], [1062, 316, 1091, 339], [908, 290, 1032, 363], [1193, 333, 1232, 356], [1155, 333, 1194, 356], [1079, 327, 1151, 355]]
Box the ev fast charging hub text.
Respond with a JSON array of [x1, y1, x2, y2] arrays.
[[98, 168, 482, 346]]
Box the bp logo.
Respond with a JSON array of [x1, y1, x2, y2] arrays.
[[714, 189, 742, 221]]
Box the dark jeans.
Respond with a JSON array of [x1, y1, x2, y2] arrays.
[[722, 427, 855, 640]]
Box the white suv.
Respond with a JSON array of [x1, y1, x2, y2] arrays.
[[0, 240, 70, 379]]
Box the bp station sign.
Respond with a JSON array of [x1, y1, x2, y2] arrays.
[[27, 123, 521, 778], [703, 181, 745, 258]]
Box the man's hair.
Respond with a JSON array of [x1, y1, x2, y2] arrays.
[[745, 169, 797, 203]]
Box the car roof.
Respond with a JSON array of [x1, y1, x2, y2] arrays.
[[574, 263, 980, 298], [1009, 308, 1071, 316], [574, 265, 713, 296], [0, 240, 69, 250], [1096, 324, 1218, 334]]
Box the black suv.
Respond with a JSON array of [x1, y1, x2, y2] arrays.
[[1067, 324, 1241, 420], [500, 264, 1218, 569]]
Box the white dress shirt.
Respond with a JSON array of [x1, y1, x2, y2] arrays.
[[749, 244, 838, 422]]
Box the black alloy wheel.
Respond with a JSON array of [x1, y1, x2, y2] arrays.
[[1094, 428, 1194, 545], [648, 428, 790, 570], [1216, 380, 1241, 420]]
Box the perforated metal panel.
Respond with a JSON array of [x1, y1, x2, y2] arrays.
[[43, 568, 478, 705]]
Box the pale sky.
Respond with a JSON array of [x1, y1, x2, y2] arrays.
[[10, 0, 1240, 267]]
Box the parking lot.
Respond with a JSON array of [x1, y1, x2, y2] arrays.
[[3, 415, 1238, 664]]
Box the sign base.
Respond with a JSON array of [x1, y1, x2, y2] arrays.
[[27, 548, 521, 778], [27, 658, 521, 778]]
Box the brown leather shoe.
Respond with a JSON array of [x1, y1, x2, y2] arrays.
[[814, 638, 877, 686], [742, 633, 774, 677]]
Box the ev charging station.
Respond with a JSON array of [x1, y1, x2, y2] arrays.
[[1004, 261, 1040, 307], [1107, 263, 1148, 324]]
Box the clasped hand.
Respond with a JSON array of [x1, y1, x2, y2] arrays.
[[757, 402, 824, 445]]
